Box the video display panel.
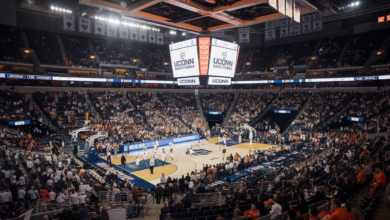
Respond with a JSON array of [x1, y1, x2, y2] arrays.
[[169, 39, 200, 78], [208, 38, 239, 78]]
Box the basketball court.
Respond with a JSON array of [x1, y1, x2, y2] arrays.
[[96, 138, 278, 187]]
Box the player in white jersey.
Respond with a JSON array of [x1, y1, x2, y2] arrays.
[[223, 134, 227, 146], [249, 129, 253, 146], [170, 148, 174, 160], [161, 148, 166, 166], [143, 147, 147, 163], [153, 143, 158, 156], [135, 156, 140, 169], [189, 147, 193, 157]]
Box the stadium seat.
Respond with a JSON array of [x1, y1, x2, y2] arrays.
[[182, 212, 193, 218], [193, 211, 203, 217]]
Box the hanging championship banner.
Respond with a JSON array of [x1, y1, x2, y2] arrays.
[[157, 32, 164, 45], [148, 30, 156, 44], [238, 27, 250, 43], [301, 14, 312, 34], [294, 1, 300, 23], [129, 26, 139, 41], [278, 0, 286, 15], [269, 0, 277, 10], [211, 31, 225, 39], [139, 28, 148, 42], [119, 25, 129, 39], [312, 12, 323, 32], [94, 20, 105, 36], [280, 18, 289, 38], [79, 17, 90, 33], [63, 14, 75, 31], [265, 20, 276, 41], [290, 18, 301, 36], [106, 23, 118, 38], [286, 0, 293, 18]]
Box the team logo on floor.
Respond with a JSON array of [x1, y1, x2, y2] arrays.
[[186, 149, 212, 156]]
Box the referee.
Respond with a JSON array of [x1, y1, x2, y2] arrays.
[[107, 151, 111, 167]]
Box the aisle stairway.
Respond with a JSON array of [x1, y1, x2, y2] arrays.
[[86, 93, 102, 121], [57, 34, 69, 65], [31, 98, 60, 134], [222, 92, 238, 126], [283, 95, 312, 132], [195, 94, 206, 124]]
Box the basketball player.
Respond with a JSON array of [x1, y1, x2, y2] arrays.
[[161, 148, 166, 167], [150, 156, 155, 174], [238, 130, 242, 143], [106, 150, 111, 167], [143, 147, 147, 164], [135, 156, 140, 169], [170, 148, 174, 160], [249, 129, 253, 146], [153, 142, 158, 157], [190, 147, 193, 157], [223, 134, 227, 146]]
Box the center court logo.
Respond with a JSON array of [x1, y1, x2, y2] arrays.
[[174, 52, 195, 71], [213, 51, 233, 70]]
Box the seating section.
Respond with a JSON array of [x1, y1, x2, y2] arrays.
[[227, 92, 275, 127], [342, 29, 389, 67], [137, 46, 164, 72], [26, 30, 65, 65], [314, 36, 348, 69], [91, 38, 138, 65], [0, 90, 37, 121], [276, 40, 318, 66], [235, 48, 252, 73], [62, 35, 96, 68], [290, 91, 353, 130], [0, 24, 26, 63], [250, 46, 283, 72], [199, 92, 234, 113], [33, 91, 92, 133], [270, 91, 309, 110], [157, 92, 205, 131], [128, 91, 195, 139]]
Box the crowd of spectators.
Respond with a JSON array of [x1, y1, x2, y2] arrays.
[[91, 38, 138, 66], [27, 30, 66, 66], [270, 91, 309, 110], [0, 90, 38, 121], [200, 92, 234, 113], [137, 47, 165, 72], [291, 91, 353, 130], [249, 46, 283, 72], [314, 36, 348, 69], [342, 29, 389, 67], [0, 24, 26, 63], [62, 35, 96, 68], [157, 92, 206, 131], [33, 91, 91, 133], [226, 92, 275, 127], [276, 40, 318, 67]]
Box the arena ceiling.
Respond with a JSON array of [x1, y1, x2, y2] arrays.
[[79, 0, 316, 32]]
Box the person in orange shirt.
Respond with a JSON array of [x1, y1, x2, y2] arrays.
[[357, 165, 366, 183], [361, 149, 368, 158], [344, 203, 356, 220], [247, 204, 260, 220], [369, 167, 387, 196], [327, 198, 349, 220], [40, 188, 50, 202]]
